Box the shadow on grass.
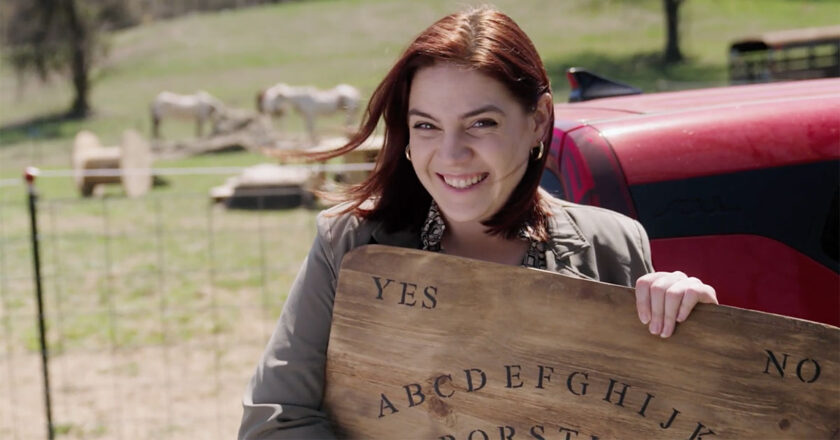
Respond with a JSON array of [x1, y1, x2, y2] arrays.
[[0, 111, 85, 147], [545, 50, 728, 100]]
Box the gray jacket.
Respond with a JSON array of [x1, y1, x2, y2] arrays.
[[239, 196, 653, 439]]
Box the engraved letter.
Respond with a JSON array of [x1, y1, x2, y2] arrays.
[[796, 358, 821, 383], [603, 378, 630, 407], [465, 369, 487, 392], [434, 374, 455, 398], [638, 392, 655, 417], [378, 393, 398, 418], [566, 371, 589, 396], [557, 426, 579, 440], [505, 365, 524, 389], [399, 282, 417, 306], [372, 276, 393, 300], [537, 365, 554, 389], [763, 350, 789, 378], [468, 430, 490, 440], [499, 426, 516, 440], [688, 423, 716, 439], [404, 383, 425, 407], [659, 408, 681, 429], [422, 285, 438, 309], [439, 436, 455, 440], [529, 425, 546, 440]]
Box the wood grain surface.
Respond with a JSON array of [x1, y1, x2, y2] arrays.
[[324, 245, 839, 439]]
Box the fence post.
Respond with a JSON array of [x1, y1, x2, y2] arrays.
[[24, 167, 54, 440]]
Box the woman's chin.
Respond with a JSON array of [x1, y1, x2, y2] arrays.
[[434, 204, 494, 226]]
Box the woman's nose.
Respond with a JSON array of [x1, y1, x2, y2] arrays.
[[438, 131, 472, 163]]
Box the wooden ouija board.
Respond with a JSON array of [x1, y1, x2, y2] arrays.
[[323, 245, 839, 439]]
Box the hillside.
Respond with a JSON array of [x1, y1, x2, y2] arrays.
[[0, 0, 837, 192]]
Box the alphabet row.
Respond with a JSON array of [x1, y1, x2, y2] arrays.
[[438, 425, 597, 440], [438, 422, 716, 440], [376, 365, 715, 439]]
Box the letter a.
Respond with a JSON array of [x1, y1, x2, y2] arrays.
[[378, 393, 398, 418]]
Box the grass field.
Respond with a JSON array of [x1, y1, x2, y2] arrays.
[[1, 0, 838, 191], [0, 0, 837, 438]]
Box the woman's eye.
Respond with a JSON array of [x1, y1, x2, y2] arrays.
[[412, 122, 435, 130], [472, 119, 497, 128]]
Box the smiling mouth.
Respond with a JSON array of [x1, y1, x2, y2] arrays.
[[439, 173, 489, 189]]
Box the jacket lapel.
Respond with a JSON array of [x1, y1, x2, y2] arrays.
[[545, 203, 592, 278]]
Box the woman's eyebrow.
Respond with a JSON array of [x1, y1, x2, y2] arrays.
[[407, 109, 439, 121], [461, 104, 504, 119], [408, 105, 505, 121]]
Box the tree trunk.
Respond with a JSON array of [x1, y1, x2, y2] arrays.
[[34, 0, 57, 80], [664, 0, 684, 64], [63, 0, 91, 117]]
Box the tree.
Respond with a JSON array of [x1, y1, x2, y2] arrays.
[[1, 0, 129, 117], [663, 0, 684, 64]]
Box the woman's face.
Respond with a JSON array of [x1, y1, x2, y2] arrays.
[[407, 62, 549, 226]]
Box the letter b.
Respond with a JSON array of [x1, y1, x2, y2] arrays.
[[404, 383, 425, 407]]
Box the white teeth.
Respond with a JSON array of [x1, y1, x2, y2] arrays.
[[443, 174, 486, 189]]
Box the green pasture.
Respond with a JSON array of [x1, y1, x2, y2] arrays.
[[1, 195, 318, 353], [0, 0, 838, 352], [2, 0, 838, 184]]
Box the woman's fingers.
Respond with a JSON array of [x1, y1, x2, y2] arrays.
[[676, 281, 718, 322], [636, 271, 683, 334], [661, 277, 703, 338], [635, 272, 664, 325], [636, 272, 718, 338], [647, 271, 686, 336]]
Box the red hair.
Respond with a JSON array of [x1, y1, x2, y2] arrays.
[[310, 7, 554, 240]]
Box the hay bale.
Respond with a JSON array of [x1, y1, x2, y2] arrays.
[[211, 163, 317, 209], [72, 129, 153, 197]]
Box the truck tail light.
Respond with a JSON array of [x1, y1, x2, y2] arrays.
[[556, 126, 637, 218]]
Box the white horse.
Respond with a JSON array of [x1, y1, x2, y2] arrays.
[[151, 91, 224, 139], [256, 83, 361, 143]]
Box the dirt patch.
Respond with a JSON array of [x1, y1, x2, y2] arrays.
[[0, 316, 274, 440]]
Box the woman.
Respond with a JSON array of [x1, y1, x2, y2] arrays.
[[239, 6, 717, 439]]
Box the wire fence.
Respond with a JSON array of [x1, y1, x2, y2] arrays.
[[0, 178, 321, 439]]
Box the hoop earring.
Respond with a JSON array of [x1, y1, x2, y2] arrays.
[[405, 144, 412, 161], [531, 141, 545, 161]]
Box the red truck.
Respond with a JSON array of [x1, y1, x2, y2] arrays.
[[542, 74, 840, 325]]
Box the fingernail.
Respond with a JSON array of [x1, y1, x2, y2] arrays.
[[639, 313, 650, 325], [649, 322, 660, 335]]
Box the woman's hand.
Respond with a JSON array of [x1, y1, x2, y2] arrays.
[[635, 271, 717, 338]]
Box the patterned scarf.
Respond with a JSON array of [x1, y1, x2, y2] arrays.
[[420, 201, 548, 269]]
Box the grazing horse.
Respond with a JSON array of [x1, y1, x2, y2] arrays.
[[150, 91, 223, 139], [256, 83, 361, 143]]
